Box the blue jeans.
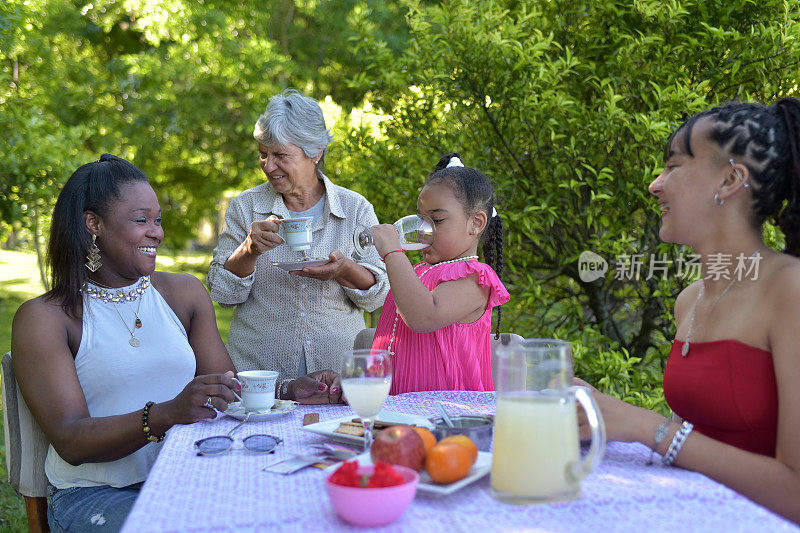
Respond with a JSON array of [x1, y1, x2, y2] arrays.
[[47, 483, 143, 533]]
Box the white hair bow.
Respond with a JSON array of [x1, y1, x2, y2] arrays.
[[446, 156, 464, 168]]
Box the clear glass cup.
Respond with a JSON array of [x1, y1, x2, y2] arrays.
[[340, 348, 393, 452], [352, 214, 435, 258], [490, 338, 606, 504]]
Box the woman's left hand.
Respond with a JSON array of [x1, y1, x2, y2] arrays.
[[292, 250, 347, 281], [291, 369, 344, 404]]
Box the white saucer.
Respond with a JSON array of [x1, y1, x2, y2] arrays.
[[223, 400, 298, 421], [300, 411, 435, 445], [272, 258, 330, 271]]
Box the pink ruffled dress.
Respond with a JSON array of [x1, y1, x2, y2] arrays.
[[371, 260, 510, 394]]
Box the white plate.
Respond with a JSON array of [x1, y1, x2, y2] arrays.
[[300, 411, 435, 445], [323, 451, 493, 496], [272, 258, 330, 271], [223, 400, 298, 421]]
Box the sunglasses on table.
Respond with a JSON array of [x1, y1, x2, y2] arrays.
[[194, 413, 283, 456]]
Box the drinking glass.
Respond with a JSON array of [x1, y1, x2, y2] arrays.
[[490, 338, 605, 504], [352, 214, 435, 258], [340, 349, 392, 452]]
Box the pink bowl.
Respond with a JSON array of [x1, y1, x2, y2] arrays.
[[325, 464, 420, 527]]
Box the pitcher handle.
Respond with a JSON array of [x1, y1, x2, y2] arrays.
[[567, 386, 606, 482]]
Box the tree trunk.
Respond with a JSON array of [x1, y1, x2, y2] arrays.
[[279, 0, 294, 55], [32, 209, 50, 291]]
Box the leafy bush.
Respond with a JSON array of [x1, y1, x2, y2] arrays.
[[339, 0, 800, 407]]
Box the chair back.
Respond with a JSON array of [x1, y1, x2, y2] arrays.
[[490, 332, 525, 388], [2, 351, 50, 498], [353, 328, 377, 350]]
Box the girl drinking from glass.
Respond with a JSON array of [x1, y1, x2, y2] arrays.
[[369, 153, 510, 394]]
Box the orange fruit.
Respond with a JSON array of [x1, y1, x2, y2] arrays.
[[424, 442, 472, 484], [439, 435, 478, 464], [412, 426, 437, 454]]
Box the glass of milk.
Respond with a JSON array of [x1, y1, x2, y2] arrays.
[[341, 349, 393, 453]]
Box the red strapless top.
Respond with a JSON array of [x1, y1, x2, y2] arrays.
[[663, 339, 778, 457]]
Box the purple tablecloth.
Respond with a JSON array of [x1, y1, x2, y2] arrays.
[[121, 391, 798, 532]]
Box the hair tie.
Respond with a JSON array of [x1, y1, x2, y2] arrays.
[[492, 207, 498, 218], [446, 156, 464, 168]]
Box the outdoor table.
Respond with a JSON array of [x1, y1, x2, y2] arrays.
[[120, 391, 798, 532]]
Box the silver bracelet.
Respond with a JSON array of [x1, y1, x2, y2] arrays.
[[279, 379, 293, 400], [662, 421, 694, 466], [647, 419, 671, 465]]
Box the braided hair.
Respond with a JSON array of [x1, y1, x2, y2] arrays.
[[668, 97, 800, 255], [46, 154, 150, 317], [425, 153, 505, 337]]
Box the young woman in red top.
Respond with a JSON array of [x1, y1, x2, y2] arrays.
[[578, 98, 800, 524]]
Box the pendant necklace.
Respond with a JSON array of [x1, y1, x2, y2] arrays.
[[386, 256, 478, 356], [682, 247, 762, 356], [113, 291, 145, 347], [82, 277, 150, 347]]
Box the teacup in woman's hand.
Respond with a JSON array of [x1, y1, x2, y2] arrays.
[[280, 217, 314, 251], [235, 370, 279, 412]]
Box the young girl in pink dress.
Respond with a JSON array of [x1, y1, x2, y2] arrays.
[[369, 153, 510, 394]]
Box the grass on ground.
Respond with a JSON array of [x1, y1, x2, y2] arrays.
[[0, 249, 232, 532]]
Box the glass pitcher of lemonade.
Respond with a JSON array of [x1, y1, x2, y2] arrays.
[[490, 338, 606, 504]]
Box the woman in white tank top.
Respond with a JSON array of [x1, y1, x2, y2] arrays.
[[11, 155, 343, 532]]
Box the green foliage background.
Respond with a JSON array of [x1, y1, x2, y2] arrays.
[[2, 4, 800, 526], [2, 0, 800, 527], [337, 0, 800, 411], [3, 0, 800, 410]]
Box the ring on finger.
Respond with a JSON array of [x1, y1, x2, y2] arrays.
[[203, 396, 214, 409]]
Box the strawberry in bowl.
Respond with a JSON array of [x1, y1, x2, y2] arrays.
[[325, 461, 419, 526]]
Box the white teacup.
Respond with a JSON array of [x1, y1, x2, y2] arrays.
[[280, 217, 313, 251], [235, 370, 279, 412]]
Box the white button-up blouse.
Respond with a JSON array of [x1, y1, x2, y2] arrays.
[[207, 175, 389, 378]]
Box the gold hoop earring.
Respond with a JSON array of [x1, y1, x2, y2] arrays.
[[85, 234, 102, 272]]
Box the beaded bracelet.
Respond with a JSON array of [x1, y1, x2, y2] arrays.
[[381, 249, 404, 262], [662, 421, 693, 466], [142, 401, 165, 443]]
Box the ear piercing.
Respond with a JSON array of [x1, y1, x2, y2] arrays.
[[729, 158, 750, 189]]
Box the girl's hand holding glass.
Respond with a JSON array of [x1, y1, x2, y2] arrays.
[[369, 224, 405, 259], [353, 214, 435, 258]]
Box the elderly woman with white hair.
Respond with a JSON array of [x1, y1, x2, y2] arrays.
[[207, 89, 389, 400]]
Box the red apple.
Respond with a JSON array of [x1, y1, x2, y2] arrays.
[[370, 425, 426, 472]]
